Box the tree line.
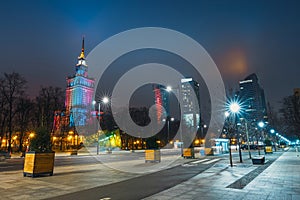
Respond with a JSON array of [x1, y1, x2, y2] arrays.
[[0, 72, 64, 152]]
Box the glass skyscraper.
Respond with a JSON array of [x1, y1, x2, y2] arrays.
[[180, 78, 200, 129], [239, 73, 267, 122]]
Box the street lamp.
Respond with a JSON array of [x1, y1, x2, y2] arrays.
[[226, 101, 243, 165], [163, 117, 175, 146], [225, 111, 233, 167], [102, 97, 109, 104], [93, 96, 109, 155], [165, 85, 183, 154], [257, 121, 265, 155], [258, 121, 264, 128], [229, 102, 241, 113], [200, 124, 207, 144], [240, 118, 251, 159], [166, 85, 172, 92]]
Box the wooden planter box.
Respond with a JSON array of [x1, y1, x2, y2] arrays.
[[23, 152, 55, 177], [183, 148, 195, 158], [145, 149, 161, 163], [265, 146, 273, 154], [252, 156, 265, 165]]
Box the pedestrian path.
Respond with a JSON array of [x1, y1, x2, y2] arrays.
[[1, 149, 298, 200], [144, 149, 300, 200]]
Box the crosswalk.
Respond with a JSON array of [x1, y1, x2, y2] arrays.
[[190, 158, 209, 164], [181, 158, 221, 167], [190, 158, 220, 165]]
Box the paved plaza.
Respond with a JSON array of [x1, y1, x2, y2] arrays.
[[145, 148, 300, 200], [0, 148, 299, 200]]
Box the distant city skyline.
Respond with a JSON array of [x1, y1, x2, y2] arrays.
[[1, 0, 300, 110]]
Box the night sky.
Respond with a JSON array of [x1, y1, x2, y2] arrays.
[[1, 0, 300, 110]]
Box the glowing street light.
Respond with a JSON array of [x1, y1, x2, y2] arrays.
[[226, 101, 243, 165], [163, 117, 175, 144], [102, 96, 109, 104], [270, 129, 275, 134], [166, 86, 172, 92], [257, 121, 266, 155], [93, 96, 110, 155], [229, 102, 241, 114], [258, 121, 265, 128]]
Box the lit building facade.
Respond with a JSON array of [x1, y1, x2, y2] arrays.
[[65, 38, 95, 127], [51, 38, 94, 151], [153, 85, 170, 123], [239, 73, 267, 122], [180, 78, 200, 129]]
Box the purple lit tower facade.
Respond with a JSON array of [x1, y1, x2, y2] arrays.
[[65, 38, 95, 127]]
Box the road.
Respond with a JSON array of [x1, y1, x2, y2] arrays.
[[0, 148, 268, 173], [0, 149, 181, 172]]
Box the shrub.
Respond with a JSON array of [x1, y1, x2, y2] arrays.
[[29, 127, 52, 152]]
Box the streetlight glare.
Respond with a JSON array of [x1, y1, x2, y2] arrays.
[[229, 102, 240, 113], [270, 129, 275, 134], [224, 111, 230, 117], [166, 86, 172, 92], [258, 121, 265, 128], [102, 97, 109, 104]]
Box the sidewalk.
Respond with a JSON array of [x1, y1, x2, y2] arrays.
[[0, 151, 190, 200], [0, 161, 139, 200], [1, 149, 299, 200], [144, 149, 300, 200]]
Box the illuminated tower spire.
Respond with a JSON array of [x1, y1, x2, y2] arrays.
[[78, 36, 85, 59], [65, 37, 95, 128], [76, 36, 88, 76]]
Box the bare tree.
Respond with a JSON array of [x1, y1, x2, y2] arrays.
[[15, 97, 34, 152], [0, 80, 8, 142], [0, 72, 26, 152], [34, 86, 65, 132]]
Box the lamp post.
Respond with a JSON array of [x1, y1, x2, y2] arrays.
[[257, 121, 265, 155], [166, 85, 183, 154], [270, 129, 276, 151], [240, 118, 251, 159], [226, 101, 243, 166], [93, 96, 109, 155], [200, 124, 207, 143], [225, 111, 233, 167], [163, 116, 175, 146]]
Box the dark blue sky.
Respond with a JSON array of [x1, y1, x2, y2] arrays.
[[1, 0, 300, 109]]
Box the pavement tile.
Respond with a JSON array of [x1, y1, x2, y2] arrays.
[[1, 149, 300, 200], [145, 150, 300, 200]]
